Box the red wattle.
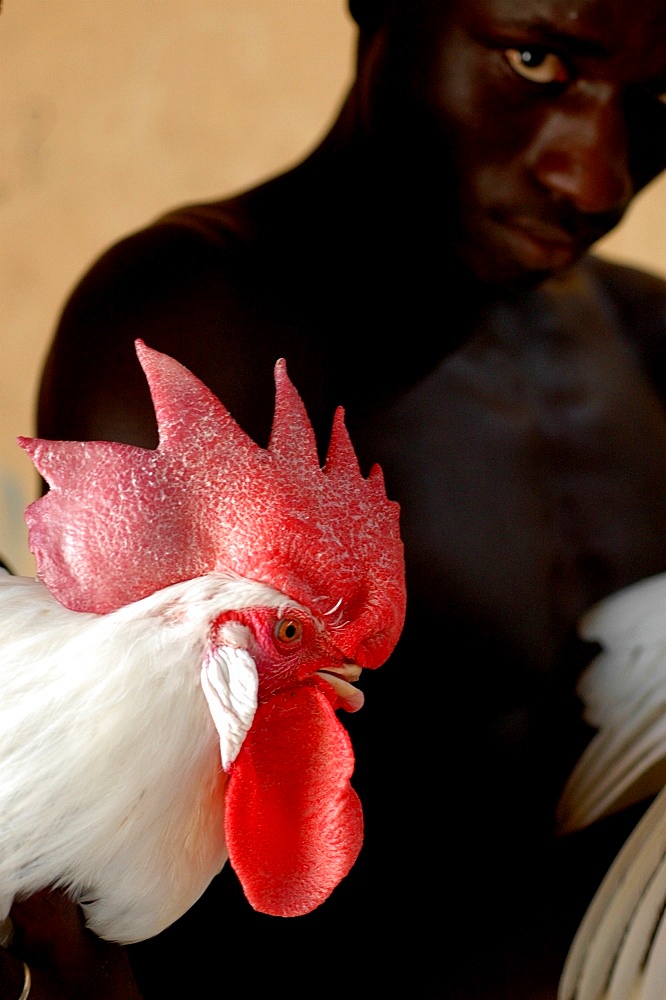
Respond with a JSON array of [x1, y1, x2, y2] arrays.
[[224, 683, 363, 917]]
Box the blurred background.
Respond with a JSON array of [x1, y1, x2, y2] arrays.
[[2, 0, 666, 576]]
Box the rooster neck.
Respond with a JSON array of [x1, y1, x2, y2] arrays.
[[0, 572, 279, 942]]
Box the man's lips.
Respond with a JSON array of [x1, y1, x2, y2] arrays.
[[499, 215, 580, 272]]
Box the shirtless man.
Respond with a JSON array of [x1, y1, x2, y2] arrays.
[[6, 1, 666, 997]]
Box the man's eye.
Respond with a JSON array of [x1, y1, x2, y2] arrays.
[[503, 48, 570, 86]]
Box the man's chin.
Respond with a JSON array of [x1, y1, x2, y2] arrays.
[[455, 239, 581, 295]]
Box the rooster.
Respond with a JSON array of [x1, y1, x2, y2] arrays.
[[557, 572, 666, 1000], [0, 340, 405, 946]]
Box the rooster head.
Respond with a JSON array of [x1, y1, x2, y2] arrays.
[[19, 341, 406, 919], [21, 340, 404, 667]]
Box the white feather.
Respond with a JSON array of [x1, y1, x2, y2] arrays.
[[558, 573, 666, 833], [556, 573, 666, 1000], [558, 791, 666, 999], [0, 571, 291, 943], [201, 623, 258, 771]]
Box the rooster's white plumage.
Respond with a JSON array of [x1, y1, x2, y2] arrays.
[[0, 340, 406, 945], [557, 572, 666, 1000]]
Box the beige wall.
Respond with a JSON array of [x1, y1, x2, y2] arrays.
[[2, 0, 666, 576], [1, 0, 355, 574]]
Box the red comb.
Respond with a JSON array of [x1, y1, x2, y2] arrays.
[[20, 341, 405, 667]]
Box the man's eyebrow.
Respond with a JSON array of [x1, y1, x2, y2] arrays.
[[498, 20, 610, 59]]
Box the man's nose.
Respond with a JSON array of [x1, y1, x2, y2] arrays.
[[530, 85, 633, 215]]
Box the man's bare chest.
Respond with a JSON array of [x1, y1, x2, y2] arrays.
[[353, 325, 666, 665]]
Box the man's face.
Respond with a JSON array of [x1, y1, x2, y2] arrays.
[[358, 0, 666, 288]]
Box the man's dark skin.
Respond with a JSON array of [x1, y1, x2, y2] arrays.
[[5, 0, 666, 997]]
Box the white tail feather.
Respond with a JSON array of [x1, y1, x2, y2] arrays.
[[558, 573, 666, 1000]]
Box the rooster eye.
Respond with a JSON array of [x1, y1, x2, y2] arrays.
[[274, 618, 303, 645]]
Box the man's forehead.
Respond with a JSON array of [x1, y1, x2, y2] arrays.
[[459, 0, 666, 37]]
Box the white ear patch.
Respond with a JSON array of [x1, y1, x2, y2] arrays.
[[201, 629, 258, 771]]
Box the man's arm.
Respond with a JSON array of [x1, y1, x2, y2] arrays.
[[0, 891, 143, 1000]]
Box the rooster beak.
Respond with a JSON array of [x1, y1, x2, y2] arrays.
[[316, 663, 364, 712]]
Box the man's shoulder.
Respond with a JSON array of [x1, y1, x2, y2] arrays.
[[88, 195, 257, 278], [152, 195, 260, 250], [578, 253, 666, 395], [42, 185, 327, 448], [55, 192, 271, 348], [581, 253, 666, 329]]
